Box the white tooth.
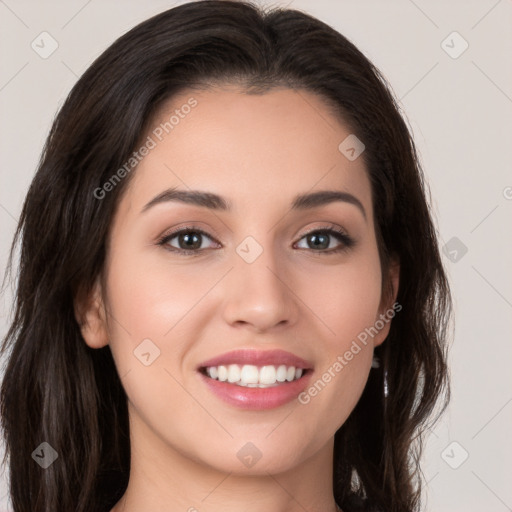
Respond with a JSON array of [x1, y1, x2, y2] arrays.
[[227, 364, 241, 383], [217, 365, 228, 382], [259, 365, 277, 385], [240, 364, 259, 384], [211, 364, 302, 386], [276, 365, 287, 382]]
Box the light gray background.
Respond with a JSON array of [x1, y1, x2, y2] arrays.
[[1, 1, 511, 511]]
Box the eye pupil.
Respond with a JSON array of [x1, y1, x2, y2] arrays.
[[180, 232, 201, 250], [309, 233, 329, 250]]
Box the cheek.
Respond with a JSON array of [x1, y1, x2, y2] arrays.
[[103, 250, 205, 421], [295, 251, 382, 417], [106, 248, 205, 340], [301, 250, 383, 346]]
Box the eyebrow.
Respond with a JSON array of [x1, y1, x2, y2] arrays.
[[141, 187, 367, 220]]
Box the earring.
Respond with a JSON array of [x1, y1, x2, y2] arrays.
[[371, 355, 389, 398]]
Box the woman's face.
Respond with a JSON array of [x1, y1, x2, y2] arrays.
[[82, 85, 398, 477]]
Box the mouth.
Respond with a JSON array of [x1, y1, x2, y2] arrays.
[[196, 349, 314, 410]]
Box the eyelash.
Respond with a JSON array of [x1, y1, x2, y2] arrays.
[[156, 224, 355, 256]]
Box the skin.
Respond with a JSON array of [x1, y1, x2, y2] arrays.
[[78, 85, 399, 512]]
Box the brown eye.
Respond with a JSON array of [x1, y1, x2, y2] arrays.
[[158, 227, 218, 254]]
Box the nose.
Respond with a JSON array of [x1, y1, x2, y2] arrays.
[[220, 241, 299, 333]]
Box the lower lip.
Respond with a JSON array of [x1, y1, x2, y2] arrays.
[[198, 371, 313, 410]]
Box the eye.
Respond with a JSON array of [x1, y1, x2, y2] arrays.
[[294, 226, 355, 254], [157, 224, 355, 256], [157, 226, 219, 255]]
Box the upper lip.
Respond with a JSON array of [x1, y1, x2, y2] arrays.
[[198, 349, 313, 370]]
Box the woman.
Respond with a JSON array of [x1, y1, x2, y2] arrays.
[[0, 1, 451, 511]]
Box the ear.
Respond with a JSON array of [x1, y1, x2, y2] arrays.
[[74, 276, 110, 349], [373, 256, 400, 347]]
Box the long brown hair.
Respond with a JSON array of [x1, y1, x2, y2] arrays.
[[0, 1, 451, 511]]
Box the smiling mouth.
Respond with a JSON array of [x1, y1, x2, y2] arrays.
[[199, 364, 310, 388]]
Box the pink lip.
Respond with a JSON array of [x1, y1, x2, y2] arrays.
[[198, 370, 313, 410], [197, 349, 313, 370]]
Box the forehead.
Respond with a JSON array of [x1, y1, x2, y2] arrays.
[[121, 86, 372, 219]]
